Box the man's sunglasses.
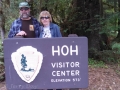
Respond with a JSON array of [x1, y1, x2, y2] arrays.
[[40, 17, 50, 20], [20, 7, 29, 11]]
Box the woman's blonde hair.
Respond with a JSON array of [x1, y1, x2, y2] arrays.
[[38, 10, 52, 24]]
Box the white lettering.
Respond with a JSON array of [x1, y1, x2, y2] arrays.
[[61, 71, 66, 76], [66, 62, 69, 67], [56, 71, 61, 76], [70, 62, 75, 67], [52, 70, 80, 76], [51, 62, 80, 68], [61, 45, 69, 56], [52, 45, 79, 56], [51, 79, 71, 82], [66, 70, 70, 76], [76, 70, 79, 76], [51, 63, 56, 68], [70, 45, 78, 55], [52, 46, 60, 56], [75, 62, 80, 67], [52, 71, 56, 76]]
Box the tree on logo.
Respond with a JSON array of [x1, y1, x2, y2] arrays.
[[20, 54, 34, 72], [21, 54, 27, 71]]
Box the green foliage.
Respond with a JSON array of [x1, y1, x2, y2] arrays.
[[0, 76, 4, 81], [2, 0, 119, 38], [2, 0, 21, 35], [112, 43, 120, 63], [44, 0, 73, 24], [0, 64, 5, 81], [88, 58, 107, 68], [0, 40, 4, 81], [99, 0, 119, 41], [89, 45, 120, 64], [100, 12, 119, 36], [0, 41, 3, 56], [5, 18, 17, 36], [89, 48, 100, 59], [112, 43, 120, 54], [0, 61, 4, 65], [97, 50, 120, 64]]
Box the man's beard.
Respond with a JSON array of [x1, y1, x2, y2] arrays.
[[20, 12, 30, 19]]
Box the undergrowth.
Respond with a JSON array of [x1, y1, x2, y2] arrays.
[[88, 58, 108, 68]]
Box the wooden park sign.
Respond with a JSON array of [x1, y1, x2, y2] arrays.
[[3, 37, 88, 90]]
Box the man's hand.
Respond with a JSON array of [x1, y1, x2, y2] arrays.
[[16, 31, 27, 36]]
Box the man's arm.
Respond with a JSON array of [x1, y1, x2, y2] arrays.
[[8, 22, 17, 38], [8, 20, 22, 38]]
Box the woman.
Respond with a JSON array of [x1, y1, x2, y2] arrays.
[[38, 11, 62, 90], [38, 10, 62, 38]]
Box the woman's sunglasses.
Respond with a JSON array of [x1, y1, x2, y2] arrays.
[[40, 17, 50, 20]]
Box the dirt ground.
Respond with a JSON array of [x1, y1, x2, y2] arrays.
[[0, 65, 120, 90]]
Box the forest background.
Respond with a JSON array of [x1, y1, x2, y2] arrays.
[[0, 0, 120, 89]]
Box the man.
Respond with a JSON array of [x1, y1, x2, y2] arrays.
[[8, 2, 40, 38]]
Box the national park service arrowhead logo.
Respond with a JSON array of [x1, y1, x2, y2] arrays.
[[11, 46, 43, 83]]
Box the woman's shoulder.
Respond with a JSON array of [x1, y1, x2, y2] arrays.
[[50, 23, 59, 28]]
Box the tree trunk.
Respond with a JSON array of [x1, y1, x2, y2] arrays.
[[99, 0, 103, 17], [113, 0, 120, 42], [67, 0, 85, 35], [86, 0, 100, 51], [117, 0, 120, 40], [5, 0, 10, 6], [0, 2, 5, 42], [114, 0, 117, 12]]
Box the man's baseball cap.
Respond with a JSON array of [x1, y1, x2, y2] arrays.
[[19, 2, 30, 8]]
